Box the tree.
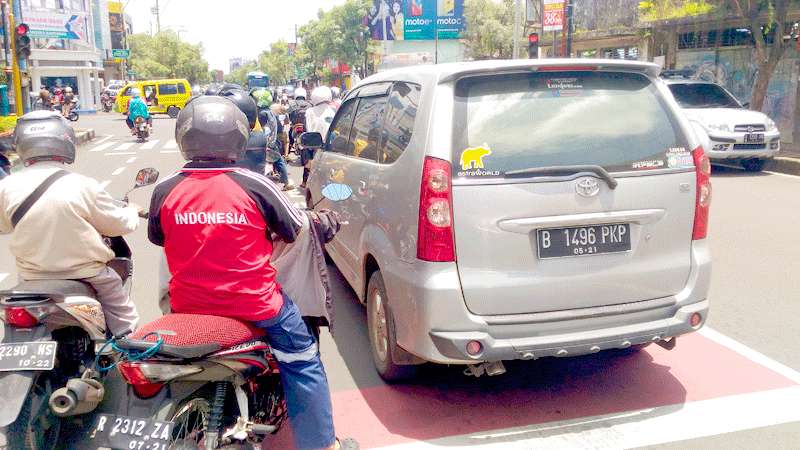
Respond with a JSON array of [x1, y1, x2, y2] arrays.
[[725, 0, 799, 110], [462, 0, 516, 59], [224, 61, 258, 86], [128, 31, 211, 84], [259, 41, 297, 86]]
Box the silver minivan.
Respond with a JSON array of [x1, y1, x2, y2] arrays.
[[307, 59, 712, 381]]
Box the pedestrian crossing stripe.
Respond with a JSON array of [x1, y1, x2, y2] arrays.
[[89, 142, 116, 152], [165, 139, 177, 149], [140, 139, 159, 150], [115, 142, 135, 151]]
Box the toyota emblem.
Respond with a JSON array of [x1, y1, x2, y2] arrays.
[[576, 177, 600, 197], [747, 126, 754, 133]]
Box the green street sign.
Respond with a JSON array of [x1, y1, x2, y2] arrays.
[[112, 49, 130, 59], [127, 70, 136, 77]]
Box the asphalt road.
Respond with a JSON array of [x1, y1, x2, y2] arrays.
[[0, 113, 798, 449]]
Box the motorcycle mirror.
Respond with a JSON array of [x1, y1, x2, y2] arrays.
[[133, 168, 159, 188], [300, 132, 323, 149]]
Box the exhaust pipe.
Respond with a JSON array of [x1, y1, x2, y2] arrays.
[[49, 376, 104, 417], [656, 337, 677, 351], [463, 361, 506, 378]]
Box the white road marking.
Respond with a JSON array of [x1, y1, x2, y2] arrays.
[[126, 157, 137, 164], [99, 180, 111, 189], [160, 150, 179, 154], [114, 142, 135, 151], [89, 142, 116, 152], [0, 273, 8, 284], [699, 326, 800, 384], [140, 139, 159, 150], [765, 170, 800, 180], [164, 139, 177, 149], [111, 167, 126, 176], [374, 386, 800, 450], [92, 135, 113, 145], [104, 152, 137, 156]]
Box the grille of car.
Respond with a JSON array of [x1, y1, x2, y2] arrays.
[[733, 144, 766, 150], [734, 124, 766, 132]]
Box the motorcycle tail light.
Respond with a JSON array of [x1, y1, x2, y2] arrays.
[[4, 307, 40, 327], [118, 362, 164, 398], [138, 363, 203, 382]]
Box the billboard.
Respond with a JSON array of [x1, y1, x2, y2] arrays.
[[542, 0, 565, 32], [366, 0, 463, 41], [108, 1, 125, 50], [26, 11, 87, 40]]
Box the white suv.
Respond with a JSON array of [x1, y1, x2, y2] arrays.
[[665, 79, 780, 172]]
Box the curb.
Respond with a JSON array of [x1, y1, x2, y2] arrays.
[[767, 157, 800, 176], [75, 129, 95, 145]]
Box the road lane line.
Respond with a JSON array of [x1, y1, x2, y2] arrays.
[[373, 386, 800, 450], [126, 157, 137, 164], [92, 135, 113, 145], [99, 180, 111, 189], [111, 167, 125, 176], [699, 326, 800, 384], [0, 273, 8, 284], [765, 170, 800, 180], [165, 139, 177, 149], [114, 142, 135, 151], [140, 139, 159, 150], [160, 150, 179, 154], [104, 152, 137, 156], [89, 142, 116, 152]]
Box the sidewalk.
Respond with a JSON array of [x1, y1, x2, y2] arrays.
[[769, 142, 800, 176]]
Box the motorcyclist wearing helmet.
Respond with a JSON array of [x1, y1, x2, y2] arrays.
[[0, 111, 141, 336], [287, 87, 312, 170], [302, 86, 338, 187], [330, 86, 342, 108], [148, 96, 352, 450], [61, 86, 75, 117], [127, 88, 151, 135], [251, 89, 295, 190]]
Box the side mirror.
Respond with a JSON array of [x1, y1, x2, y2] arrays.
[[134, 167, 159, 188], [300, 132, 324, 149], [742, 101, 750, 108]]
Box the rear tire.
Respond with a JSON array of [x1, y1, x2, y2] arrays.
[[170, 396, 256, 450], [367, 271, 418, 382], [167, 106, 180, 118], [742, 158, 766, 172]]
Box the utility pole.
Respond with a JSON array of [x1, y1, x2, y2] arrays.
[[513, 0, 521, 58], [8, 0, 23, 116], [153, 0, 160, 34]]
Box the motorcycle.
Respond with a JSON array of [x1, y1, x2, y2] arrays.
[[101, 93, 114, 113], [0, 168, 159, 450], [92, 175, 349, 450], [134, 117, 151, 143], [65, 99, 79, 122]]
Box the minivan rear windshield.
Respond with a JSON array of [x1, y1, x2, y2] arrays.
[[452, 71, 688, 178]]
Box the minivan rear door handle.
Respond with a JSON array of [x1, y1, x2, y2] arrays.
[[497, 209, 666, 234]]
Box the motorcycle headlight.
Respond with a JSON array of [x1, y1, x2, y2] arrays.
[[765, 118, 778, 132], [705, 122, 730, 133]]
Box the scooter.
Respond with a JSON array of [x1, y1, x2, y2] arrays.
[[134, 117, 151, 143], [101, 93, 114, 113], [0, 168, 159, 450], [90, 180, 350, 450], [63, 99, 79, 122]]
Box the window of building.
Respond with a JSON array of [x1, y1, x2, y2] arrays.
[[603, 46, 639, 60], [158, 84, 178, 95], [381, 82, 420, 164]]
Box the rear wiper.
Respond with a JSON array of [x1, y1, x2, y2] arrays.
[[504, 165, 618, 189]]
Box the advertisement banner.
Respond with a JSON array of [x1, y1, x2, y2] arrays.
[[26, 11, 87, 40], [108, 1, 125, 50], [366, 0, 463, 41], [542, 0, 565, 32]]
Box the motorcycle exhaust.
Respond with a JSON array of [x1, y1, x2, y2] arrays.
[[49, 374, 105, 417]]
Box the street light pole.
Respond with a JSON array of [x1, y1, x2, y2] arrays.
[[7, 0, 23, 116], [513, 0, 521, 58]]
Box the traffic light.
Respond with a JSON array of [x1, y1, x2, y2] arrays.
[[15, 23, 31, 60], [528, 33, 539, 59]]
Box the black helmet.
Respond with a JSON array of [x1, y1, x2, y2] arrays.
[[218, 83, 243, 95], [175, 96, 249, 162], [204, 83, 222, 96], [221, 89, 257, 129], [14, 111, 76, 164]]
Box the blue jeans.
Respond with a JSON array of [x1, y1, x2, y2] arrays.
[[273, 155, 289, 185], [253, 295, 335, 450]]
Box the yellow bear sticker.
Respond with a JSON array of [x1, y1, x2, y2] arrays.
[[460, 145, 492, 171]]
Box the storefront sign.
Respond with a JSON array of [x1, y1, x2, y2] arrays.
[[112, 49, 130, 59], [542, 0, 565, 32], [26, 11, 87, 40], [367, 0, 463, 41]]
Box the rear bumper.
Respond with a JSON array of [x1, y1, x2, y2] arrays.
[[387, 240, 711, 365]]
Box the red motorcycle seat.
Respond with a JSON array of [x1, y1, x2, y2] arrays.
[[130, 313, 266, 350]]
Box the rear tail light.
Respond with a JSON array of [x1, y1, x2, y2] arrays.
[[118, 362, 164, 398], [138, 362, 202, 382], [4, 307, 40, 327], [417, 157, 455, 262], [692, 145, 712, 240]]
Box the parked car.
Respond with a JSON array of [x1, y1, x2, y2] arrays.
[[664, 78, 780, 171], [306, 59, 712, 381]]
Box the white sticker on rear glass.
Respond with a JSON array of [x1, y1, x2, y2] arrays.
[[546, 78, 583, 89], [631, 160, 665, 170]]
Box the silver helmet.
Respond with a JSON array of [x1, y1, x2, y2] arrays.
[[175, 96, 249, 161], [13, 111, 76, 164]]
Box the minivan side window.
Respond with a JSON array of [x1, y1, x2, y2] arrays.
[[327, 98, 358, 155], [158, 84, 178, 95], [178, 83, 186, 94], [121, 86, 132, 96], [348, 95, 389, 162], [381, 82, 421, 164]]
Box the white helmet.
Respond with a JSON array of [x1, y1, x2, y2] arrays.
[[65, 86, 73, 93], [310, 86, 333, 106], [331, 87, 341, 99], [294, 87, 307, 100], [131, 88, 142, 98]]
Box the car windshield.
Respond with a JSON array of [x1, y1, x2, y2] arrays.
[[668, 83, 741, 108], [452, 71, 686, 176]]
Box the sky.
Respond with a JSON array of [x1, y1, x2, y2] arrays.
[[124, 0, 348, 73]]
